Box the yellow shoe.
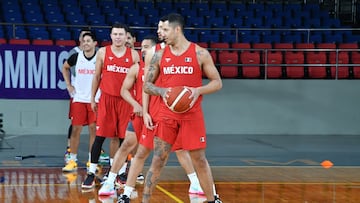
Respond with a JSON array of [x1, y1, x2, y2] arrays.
[[62, 160, 77, 172]]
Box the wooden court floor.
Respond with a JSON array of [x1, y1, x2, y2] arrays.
[[1, 166, 360, 203]]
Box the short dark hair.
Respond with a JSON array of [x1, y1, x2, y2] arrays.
[[111, 23, 129, 32], [82, 32, 97, 42], [166, 13, 185, 31], [127, 28, 137, 38], [142, 35, 157, 45]]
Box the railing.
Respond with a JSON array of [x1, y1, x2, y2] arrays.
[[1, 22, 360, 43]]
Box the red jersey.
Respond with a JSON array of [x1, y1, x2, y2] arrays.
[[100, 46, 134, 97], [158, 43, 203, 120], [134, 60, 144, 104]]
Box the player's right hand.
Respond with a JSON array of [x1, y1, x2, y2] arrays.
[[91, 101, 97, 113], [143, 112, 154, 130]]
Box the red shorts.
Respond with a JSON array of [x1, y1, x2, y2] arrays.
[[139, 123, 157, 150], [127, 114, 143, 141], [96, 92, 132, 138], [71, 102, 96, 126], [68, 98, 74, 119], [156, 113, 206, 151]]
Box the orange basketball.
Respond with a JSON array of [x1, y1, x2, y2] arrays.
[[165, 86, 192, 113]]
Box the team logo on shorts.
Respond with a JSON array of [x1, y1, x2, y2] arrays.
[[200, 137, 205, 142]]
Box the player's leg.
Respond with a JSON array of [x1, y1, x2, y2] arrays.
[[118, 144, 152, 202], [82, 135, 106, 189], [64, 99, 73, 163], [86, 111, 97, 171], [63, 102, 87, 172], [189, 149, 216, 201], [98, 129, 138, 196], [62, 125, 82, 172], [175, 150, 204, 195], [181, 118, 221, 202], [142, 136, 172, 203]]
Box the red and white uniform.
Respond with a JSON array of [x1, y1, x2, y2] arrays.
[[156, 43, 206, 150], [96, 46, 134, 138], [67, 51, 99, 126]]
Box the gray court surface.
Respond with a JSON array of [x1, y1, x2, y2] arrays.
[[1, 133, 359, 168]]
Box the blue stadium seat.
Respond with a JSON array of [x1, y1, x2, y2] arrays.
[[232, 3, 246, 17], [241, 34, 260, 43], [324, 34, 343, 43], [210, 2, 227, 11], [262, 34, 281, 43], [265, 4, 283, 12], [308, 34, 323, 43], [321, 18, 341, 28], [126, 14, 145, 26], [282, 34, 303, 43], [5, 26, 27, 39], [343, 34, 359, 43]]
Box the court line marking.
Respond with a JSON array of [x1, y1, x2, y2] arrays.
[[156, 184, 184, 203]]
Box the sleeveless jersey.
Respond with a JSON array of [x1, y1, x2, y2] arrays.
[[100, 46, 134, 97], [134, 60, 144, 104], [73, 51, 100, 103], [158, 43, 203, 119]]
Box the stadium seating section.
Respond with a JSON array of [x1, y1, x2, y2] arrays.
[[0, 0, 359, 79]]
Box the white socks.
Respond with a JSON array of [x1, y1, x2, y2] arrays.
[[187, 172, 200, 185]]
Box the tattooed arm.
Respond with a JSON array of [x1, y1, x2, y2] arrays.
[[143, 49, 167, 97]]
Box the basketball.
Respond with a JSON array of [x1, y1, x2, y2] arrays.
[[165, 86, 192, 113]]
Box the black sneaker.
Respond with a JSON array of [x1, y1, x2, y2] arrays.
[[214, 194, 222, 203], [81, 172, 95, 189], [118, 172, 127, 183], [117, 194, 130, 203]]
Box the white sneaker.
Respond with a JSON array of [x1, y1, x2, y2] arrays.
[[189, 194, 207, 203], [188, 184, 205, 195], [98, 181, 115, 196]]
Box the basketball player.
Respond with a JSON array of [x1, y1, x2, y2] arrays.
[[81, 23, 140, 189], [97, 35, 154, 196], [62, 32, 100, 172], [118, 18, 211, 203], [141, 13, 222, 203], [64, 28, 92, 163]]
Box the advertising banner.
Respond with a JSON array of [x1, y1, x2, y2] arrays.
[[0, 44, 72, 99]]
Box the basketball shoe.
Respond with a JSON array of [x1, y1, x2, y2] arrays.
[[99, 194, 116, 203], [62, 160, 77, 172], [189, 194, 207, 203], [188, 183, 205, 195], [98, 181, 116, 196], [136, 173, 144, 184], [82, 172, 95, 189], [214, 194, 222, 203], [115, 174, 126, 189], [117, 194, 130, 203]]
